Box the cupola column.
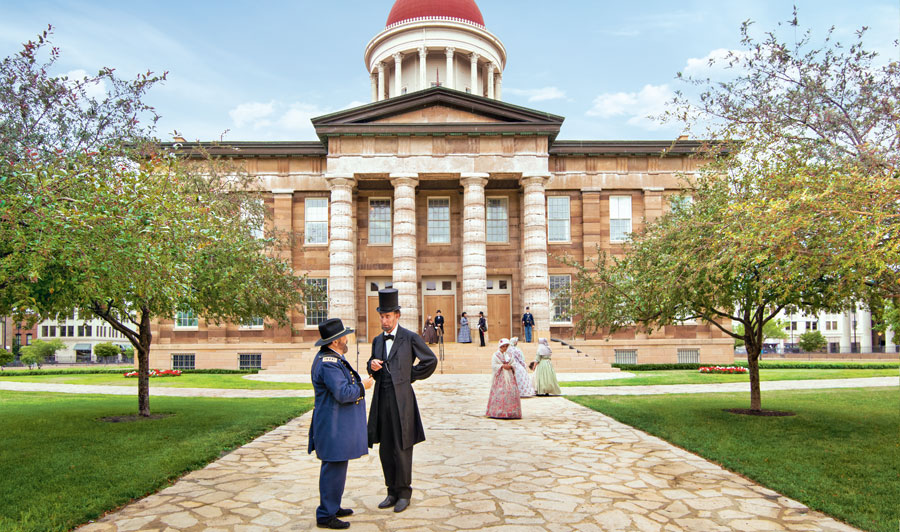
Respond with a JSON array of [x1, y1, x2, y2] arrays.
[[470, 53, 479, 95], [393, 53, 403, 97], [445, 47, 455, 90], [370, 72, 378, 102], [377, 62, 386, 102], [495, 72, 502, 100], [461, 173, 489, 340], [391, 173, 420, 331], [418, 46, 427, 91], [486, 63, 495, 99]]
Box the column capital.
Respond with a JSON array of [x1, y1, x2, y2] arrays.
[[470, 52, 480, 63], [390, 173, 419, 188], [642, 186, 665, 192], [325, 174, 357, 189], [377, 62, 385, 72], [270, 188, 295, 195], [393, 52, 403, 62], [520, 173, 550, 187], [445, 47, 455, 56], [486, 62, 495, 73], [460, 173, 489, 187], [582, 187, 603, 193], [418, 46, 427, 57]]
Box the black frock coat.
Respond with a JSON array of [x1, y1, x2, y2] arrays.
[[366, 325, 437, 450]]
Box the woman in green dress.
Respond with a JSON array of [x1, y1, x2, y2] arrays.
[[533, 338, 561, 396]]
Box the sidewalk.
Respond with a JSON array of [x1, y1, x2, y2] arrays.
[[73, 375, 867, 531]]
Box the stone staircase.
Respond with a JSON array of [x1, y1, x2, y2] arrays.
[[260, 337, 617, 375]]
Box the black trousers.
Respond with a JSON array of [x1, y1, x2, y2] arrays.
[[479, 329, 485, 346], [377, 380, 413, 499]]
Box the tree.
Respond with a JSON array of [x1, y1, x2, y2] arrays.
[[93, 342, 120, 363], [0, 29, 311, 416], [569, 13, 899, 412], [733, 318, 788, 347], [798, 330, 827, 352], [19, 338, 64, 369], [0, 348, 13, 369]]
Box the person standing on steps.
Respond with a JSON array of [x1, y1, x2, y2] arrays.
[[522, 307, 535, 343], [308, 318, 374, 530], [366, 288, 438, 514], [477, 311, 487, 347], [433, 309, 445, 341]]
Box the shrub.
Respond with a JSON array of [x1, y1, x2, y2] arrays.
[[19, 339, 65, 369], [93, 342, 121, 362], [798, 331, 828, 352], [0, 348, 13, 369]]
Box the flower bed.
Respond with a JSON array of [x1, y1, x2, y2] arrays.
[[699, 366, 749, 374], [124, 369, 182, 378]]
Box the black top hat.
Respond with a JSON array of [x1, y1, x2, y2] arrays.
[[315, 318, 354, 347], [376, 288, 401, 313]]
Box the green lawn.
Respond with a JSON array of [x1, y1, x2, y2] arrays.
[[0, 391, 314, 532], [570, 387, 900, 532], [562, 368, 898, 387], [0, 372, 312, 389]]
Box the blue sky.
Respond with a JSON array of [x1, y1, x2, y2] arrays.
[[1, 0, 897, 142]]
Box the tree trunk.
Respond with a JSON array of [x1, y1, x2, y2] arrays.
[[137, 307, 153, 417], [747, 349, 762, 411]]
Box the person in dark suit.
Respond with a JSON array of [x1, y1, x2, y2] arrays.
[[477, 311, 487, 347], [433, 309, 445, 341], [308, 318, 374, 529], [522, 307, 535, 343], [367, 288, 437, 513]]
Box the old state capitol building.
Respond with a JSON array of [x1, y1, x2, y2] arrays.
[[150, 0, 732, 372]]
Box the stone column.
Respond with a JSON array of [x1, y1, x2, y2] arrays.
[[461, 173, 489, 338], [391, 174, 419, 332], [885, 328, 896, 353], [418, 46, 427, 90], [371, 72, 378, 102], [377, 62, 385, 102], [839, 311, 852, 353], [859, 307, 873, 353], [495, 71, 502, 100], [470, 53, 479, 95], [326, 176, 357, 331], [486, 63, 495, 99], [521, 173, 551, 338], [272, 189, 295, 343], [393, 53, 403, 97], [445, 47, 455, 90]]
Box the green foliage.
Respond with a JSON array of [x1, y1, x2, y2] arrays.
[[733, 319, 788, 346], [613, 362, 899, 371], [18, 339, 64, 368], [11, 339, 20, 358], [0, 368, 260, 377], [0, 348, 13, 368], [92, 342, 120, 360], [798, 330, 828, 352]]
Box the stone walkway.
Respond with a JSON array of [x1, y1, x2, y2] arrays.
[[72, 375, 878, 531]]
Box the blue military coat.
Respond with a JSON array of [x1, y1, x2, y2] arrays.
[[308, 347, 368, 462]]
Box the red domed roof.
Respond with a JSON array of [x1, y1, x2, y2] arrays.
[[386, 0, 485, 27]]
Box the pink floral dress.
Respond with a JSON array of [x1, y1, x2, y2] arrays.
[[485, 349, 522, 419]]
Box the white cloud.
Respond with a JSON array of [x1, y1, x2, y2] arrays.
[[228, 101, 275, 128], [682, 48, 748, 78], [505, 86, 566, 102], [587, 84, 673, 130], [278, 102, 329, 130], [65, 69, 108, 100]]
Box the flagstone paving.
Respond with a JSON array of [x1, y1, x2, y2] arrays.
[[73, 375, 870, 531]]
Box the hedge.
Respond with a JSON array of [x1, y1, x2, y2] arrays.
[[0, 368, 260, 377], [613, 362, 899, 371]]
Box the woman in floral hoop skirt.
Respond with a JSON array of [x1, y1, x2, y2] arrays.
[[486, 338, 522, 419], [508, 337, 535, 397]]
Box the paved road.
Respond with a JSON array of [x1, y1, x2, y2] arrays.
[[71, 375, 876, 531]]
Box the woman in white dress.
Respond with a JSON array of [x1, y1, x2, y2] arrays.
[[508, 337, 535, 397]]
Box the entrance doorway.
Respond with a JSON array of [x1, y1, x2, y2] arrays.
[[422, 278, 456, 341], [366, 278, 392, 342], [486, 276, 512, 340]]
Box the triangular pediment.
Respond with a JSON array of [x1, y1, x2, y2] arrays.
[[311, 86, 564, 142]]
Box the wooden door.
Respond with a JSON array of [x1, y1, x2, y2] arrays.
[[487, 294, 511, 340], [423, 295, 455, 341], [367, 296, 381, 342]]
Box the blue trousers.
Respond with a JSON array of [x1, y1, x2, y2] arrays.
[[524, 325, 533, 343], [317, 460, 348, 522]]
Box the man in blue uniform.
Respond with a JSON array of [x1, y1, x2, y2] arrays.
[[522, 307, 535, 343], [308, 318, 373, 529], [367, 288, 437, 513]]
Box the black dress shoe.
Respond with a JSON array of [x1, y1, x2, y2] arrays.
[[316, 516, 350, 529], [335, 508, 353, 517], [377, 495, 397, 509], [393, 498, 410, 513]]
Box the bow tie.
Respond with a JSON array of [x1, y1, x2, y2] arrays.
[[383, 334, 395, 341]]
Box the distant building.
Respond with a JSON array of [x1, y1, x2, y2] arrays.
[[35, 310, 135, 363], [764, 306, 895, 354]]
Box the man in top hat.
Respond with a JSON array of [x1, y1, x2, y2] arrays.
[[308, 318, 374, 529], [367, 288, 437, 513], [433, 309, 444, 341]]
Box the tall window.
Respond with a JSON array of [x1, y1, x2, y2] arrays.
[[241, 317, 264, 329], [243, 198, 265, 239], [549, 275, 571, 323], [668, 194, 693, 213], [305, 198, 328, 245], [486, 197, 508, 243], [547, 196, 571, 242], [427, 198, 450, 244], [306, 278, 328, 326], [368, 199, 392, 244], [175, 309, 199, 328], [610, 195, 632, 242]]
